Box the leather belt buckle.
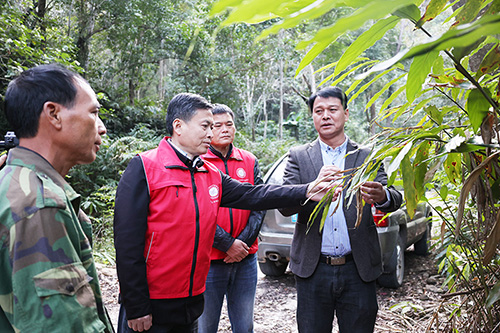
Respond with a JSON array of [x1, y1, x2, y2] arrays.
[[325, 255, 345, 265]]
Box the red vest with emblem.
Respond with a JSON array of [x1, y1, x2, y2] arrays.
[[140, 138, 222, 299], [202, 146, 258, 260]]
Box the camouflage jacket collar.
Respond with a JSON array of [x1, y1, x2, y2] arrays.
[[7, 147, 81, 209]]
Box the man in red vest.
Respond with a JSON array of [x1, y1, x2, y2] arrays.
[[198, 104, 264, 333], [114, 93, 339, 333]]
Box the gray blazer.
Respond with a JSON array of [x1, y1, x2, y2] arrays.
[[279, 138, 402, 282]]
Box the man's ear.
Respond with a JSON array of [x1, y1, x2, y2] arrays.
[[172, 118, 183, 136], [42, 101, 63, 130]]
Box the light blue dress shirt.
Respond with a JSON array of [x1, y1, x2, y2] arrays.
[[319, 137, 351, 256], [319, 137, 391, 257]]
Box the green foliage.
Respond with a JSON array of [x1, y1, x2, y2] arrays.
[[212, 0, 500, 330]]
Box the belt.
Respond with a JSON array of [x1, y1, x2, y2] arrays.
[[319, 253, 353, 266]]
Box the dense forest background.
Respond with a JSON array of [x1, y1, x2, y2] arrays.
[[1, 0, 500, 330]]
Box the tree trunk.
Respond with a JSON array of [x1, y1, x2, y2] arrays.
[[279, 58, 284, 140], [263, 92, 268, 140], [76, 0, 96, 73]]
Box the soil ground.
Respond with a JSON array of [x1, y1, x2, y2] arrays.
[[97, 246, 447, 332]]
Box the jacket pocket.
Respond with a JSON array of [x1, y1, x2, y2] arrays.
[[33, 262, 96, 307]]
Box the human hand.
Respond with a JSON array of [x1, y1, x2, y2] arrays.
[[128, 314, 153, 332], [307, 166, 343, 202], [0, 154, 6, 168], [224, 239, 249, 263], [360, 181, 387, 205]]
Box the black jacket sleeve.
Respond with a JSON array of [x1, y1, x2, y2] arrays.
[[220, 171, 308, 211], [113, 156, 152, 320]]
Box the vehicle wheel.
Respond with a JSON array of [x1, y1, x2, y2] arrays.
[[258, 258, 288, 277], [378, 235, 405, 288], [414, 217, 432, 255]]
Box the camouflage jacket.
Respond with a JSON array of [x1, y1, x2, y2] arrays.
[[0, 147, 113, 332]]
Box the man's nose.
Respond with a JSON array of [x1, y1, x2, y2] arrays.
[[207, 126, 213, 138], [97, 116, 107, 135]]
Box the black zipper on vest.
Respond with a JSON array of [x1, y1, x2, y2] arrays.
[[223, 159, 234, 235], [189, 169, 200, 297]]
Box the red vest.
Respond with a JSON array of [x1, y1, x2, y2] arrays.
[[202, 147, 258, 259], [140, 138, 222, 299]]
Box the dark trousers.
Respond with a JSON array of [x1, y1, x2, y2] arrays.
[[295, 260, 378, 333], [118, 305, 198, 333]]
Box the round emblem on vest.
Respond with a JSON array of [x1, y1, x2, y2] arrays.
[[236, 168, 246, 179], [208, 185, 219, 199]]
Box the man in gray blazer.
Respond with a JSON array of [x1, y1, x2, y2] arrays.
[[280, 87, 402, 333]]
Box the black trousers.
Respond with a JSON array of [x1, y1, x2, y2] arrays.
[[295, 260, 378, 333]]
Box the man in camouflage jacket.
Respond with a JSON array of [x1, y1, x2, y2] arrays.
[[0, 64, 112, 332]]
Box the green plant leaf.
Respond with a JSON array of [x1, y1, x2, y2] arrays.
[[296, 0, 422, 73], [358, 13, 500, 79], [327, 60, 378, 87], [453, 0, 482, 27], [425, 105, 444, 125], [402, 154, 418, 218], [407, 50, 439, 103], [417, 0, 448, 27], [386, 140, 413, 181], [210, 0, 246, 16], [476, 44, 500, 78], [366, 73, 406, 110], [393, 3, 421, 23], [334, 16, 400, 78], [467, 88, 491, 132], [486, 281, 500, 308], [443, 153, 461, 185], [219, 0, 281, 25], [414, 141, 431, 199], [257, 0, 343, 41]]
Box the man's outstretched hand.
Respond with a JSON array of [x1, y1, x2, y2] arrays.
[[306, 165, 343, 202]]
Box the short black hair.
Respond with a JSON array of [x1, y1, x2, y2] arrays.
[[165, 93, 213, 135], [211, 104, 235, 120], [4, 64, 84, 138], [308, 86, 348, 113]]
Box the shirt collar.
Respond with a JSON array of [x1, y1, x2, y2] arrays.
[[319, 136, 348, 155]]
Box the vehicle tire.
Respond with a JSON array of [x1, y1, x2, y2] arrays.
[[414, 216, 432, 256], [258, 258, 288, 277], [378, 235, 405, 288]]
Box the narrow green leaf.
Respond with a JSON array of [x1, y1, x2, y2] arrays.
[[358, 14, 500, 79], [210, 0, 246, 16], [334, 16, 400, 78], [327, 60, 378, 87], [425, 105, 444, 125], [348, 69, 402, 105], [414, 141, 431, 199], [365, 73, 406, 110], [476, 44, 500, 78], [486, 281, 500, 308], [443, 153, 462, 185], [380, 85, 405, 113], [467, 88, 491, 132], [402, 154, 418, 218], [297, 0, 421, 51], [393, 3, 421, 23], [417, 0, 448, 27], [220, 0, 281, 25], [432, 55, 444, 75], [453, 0, 482, 27], [258, 0, 343, 41], [386, 141, 414, 181], [296, 41, 334, 75], [407, 50, 439, 103]]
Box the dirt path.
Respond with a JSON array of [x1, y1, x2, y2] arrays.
[[98, 248, 446, 332]]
